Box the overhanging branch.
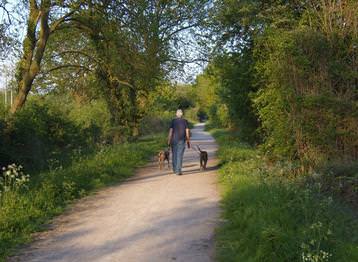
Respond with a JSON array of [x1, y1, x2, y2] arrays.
[[53, 50, 101, 65], [43, 64, 92, 75], [50, 3, 84, 33], [0, 2, 11, 24], [167, 57, 209, 64]]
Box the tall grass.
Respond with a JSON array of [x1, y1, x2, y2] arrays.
[[212, 129, 358, 262], [0, 135, 165, 261]]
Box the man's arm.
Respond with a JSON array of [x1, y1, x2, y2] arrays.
[[168, 128, 173, 146]]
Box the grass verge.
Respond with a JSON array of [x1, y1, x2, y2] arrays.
[[0, 134, 165, 261], [211, 128, 358, 262]]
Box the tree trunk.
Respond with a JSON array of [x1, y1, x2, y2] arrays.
[[10, 1, 51, 113]]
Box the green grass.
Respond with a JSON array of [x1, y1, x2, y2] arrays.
[[0, 134, 165, 261], [211, 128, 358, 262]]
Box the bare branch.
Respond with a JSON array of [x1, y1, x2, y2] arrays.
[[164, 23, 200, 39], [0, 2, 11, 24]]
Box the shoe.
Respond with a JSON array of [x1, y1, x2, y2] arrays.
[[177, 172, 183, 176]]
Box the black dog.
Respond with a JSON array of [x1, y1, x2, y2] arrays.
[[197, 146, 208, 170]]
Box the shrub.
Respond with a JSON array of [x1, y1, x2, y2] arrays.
[[0, 99, 86, 172], [139, 111, 172, 136], [212, 129, 358, 262], [0, 164, 30, 195], [254, 28, 358, 169]]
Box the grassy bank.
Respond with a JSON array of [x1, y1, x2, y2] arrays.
[[212, 129, 358, 262], [0, 135, 165, 261]]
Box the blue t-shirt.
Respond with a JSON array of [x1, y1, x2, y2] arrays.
[[170, 118, 189, 143]]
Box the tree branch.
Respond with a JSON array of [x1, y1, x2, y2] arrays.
[[0, 2, 11, 24], [43, 64, 92, 75], [50, 3, 83, 33], [53, 50, 101, 65], [161, 22, 200, 43], [110, 75, 134, 89], [167, 57, 209, 64]]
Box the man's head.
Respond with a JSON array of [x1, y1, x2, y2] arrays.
[[176, 109, 183, 118]]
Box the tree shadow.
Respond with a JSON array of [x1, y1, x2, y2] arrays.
[[13, 198, 219, 261], [181, 165, 220, 176]]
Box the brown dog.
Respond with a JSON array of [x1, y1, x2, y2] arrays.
[[158, 148, 170, 170], [197, 146, 208, 170]]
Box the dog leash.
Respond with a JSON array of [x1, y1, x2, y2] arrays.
[[190, 145, 202, 155]]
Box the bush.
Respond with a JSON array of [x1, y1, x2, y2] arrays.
[[139, 111, 172, 136], [0, 164, 30, 194], [67, 99, 112, 145], [207, 104, 230, 128], [254, 28, 358, 169], [211, 129, 358, 262], [0, 98, 87, 172]]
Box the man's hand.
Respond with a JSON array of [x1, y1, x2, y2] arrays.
[[168, 128, 173, 146], [185, 128, 190, 148]]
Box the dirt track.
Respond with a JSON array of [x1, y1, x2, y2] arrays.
[[10, 123, 220, 262]]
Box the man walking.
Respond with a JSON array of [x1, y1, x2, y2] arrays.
[[168, 109, 190, 175]]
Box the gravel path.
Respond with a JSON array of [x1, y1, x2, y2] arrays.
[[10, 123, 220, 262]]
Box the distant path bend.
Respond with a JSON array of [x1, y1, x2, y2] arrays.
[[11, 123, 220, 262]]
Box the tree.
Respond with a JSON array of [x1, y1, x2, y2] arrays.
[[30, 0, 210, 136], [10, 0, 83, 113], [207, 0, 358, 168], [0, 0, 14, 58], [75, 0, 209, 135]]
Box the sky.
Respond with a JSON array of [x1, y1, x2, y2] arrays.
[[0, 0, 22, 90]]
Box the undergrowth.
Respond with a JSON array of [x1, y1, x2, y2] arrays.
[[0, 134, 164, 261], [212, 129, 358, 262]]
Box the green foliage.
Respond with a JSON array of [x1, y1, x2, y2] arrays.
[[0, 98, 87, 172], [194, 71, 230, 128], [0, 92, 134, 174], [150, 84, 196, 112], [207, 103, 230, 128], [139, 83, 198, 133], [211, 49, 259, 143], [0, 164, 30, 194], [67, 99, 112, 144], [212, 129, 358, 262], [208, 0, 358, 170], [0, 134, 164, 260], [254, 27, 358, 167], [33, 0, 210, 136], [0, 81, 194, 174], [139, 111, 173, 136], [208, 4, 358, 252]]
